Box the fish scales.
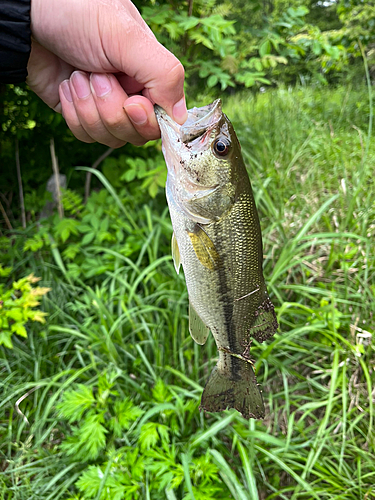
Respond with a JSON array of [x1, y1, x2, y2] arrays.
[[156, 99, 278, 419]]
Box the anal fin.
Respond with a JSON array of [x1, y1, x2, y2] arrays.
[[189, 301, 210, 345]]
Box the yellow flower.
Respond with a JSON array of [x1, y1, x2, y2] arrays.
[[27, 274, 42, 283]]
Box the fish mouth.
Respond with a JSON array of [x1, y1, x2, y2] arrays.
[[155, 99, 222, 145]]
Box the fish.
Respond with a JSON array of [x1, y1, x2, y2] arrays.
[[155, 99, 278, 419]]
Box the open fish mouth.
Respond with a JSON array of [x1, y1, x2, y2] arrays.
[[155, 99, 222, 144]]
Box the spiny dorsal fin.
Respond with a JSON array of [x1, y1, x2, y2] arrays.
[[189, 301, 210, 345], [187, 226, 220, 270], [171, 232, 181, 274]]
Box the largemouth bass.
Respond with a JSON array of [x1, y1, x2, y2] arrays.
[[156, 100, 278, 419]]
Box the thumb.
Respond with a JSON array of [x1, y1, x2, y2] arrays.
[[101, 6, 187, 124], [142, 59, 187, 126]]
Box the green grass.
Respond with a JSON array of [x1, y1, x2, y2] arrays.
[[1, 85, 375, 499]]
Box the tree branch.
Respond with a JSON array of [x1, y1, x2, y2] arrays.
[[188, 0, 193, 16], [0, 200, 12, 230], [50, 138, 64, 219], [15, 138, 26, 229]]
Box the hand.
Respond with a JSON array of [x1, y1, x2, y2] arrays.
[[28, 0, 187, 147]]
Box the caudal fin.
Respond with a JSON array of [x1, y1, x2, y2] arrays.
[[200, 358, 264, 419]]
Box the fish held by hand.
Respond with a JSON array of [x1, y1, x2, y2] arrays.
[[156, 100, 278, 419]]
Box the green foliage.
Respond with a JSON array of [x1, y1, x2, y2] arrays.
[[1, 84, 37, 134], [56, 372, 224, 498], [140, 0, 355, 92], [57, 372, 143, 461], [103, 150, 167, 198], [338, 1, 375, 47], [0, 267, 50, 348], [74, 448, 145, 500], [1, 1, 375, 498], [12, 170, 170, 283], [57, 384, 96, 423], [24, 190, 53, 220], [143, 4, 237, 90], [61, 189, 85, 215]]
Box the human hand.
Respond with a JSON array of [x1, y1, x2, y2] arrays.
[[28, 0, 187, 147]]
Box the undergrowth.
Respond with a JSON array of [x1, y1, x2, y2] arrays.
[[1, 86, 375, 499]]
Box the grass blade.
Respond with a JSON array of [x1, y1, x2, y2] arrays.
[[181, 453, 196, 500], [191, 412, 237, 447], [210, 449, 249, 500]]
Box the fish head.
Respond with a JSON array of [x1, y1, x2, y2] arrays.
[[156, 99, 241, 224]]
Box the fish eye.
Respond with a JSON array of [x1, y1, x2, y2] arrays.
[[213, 138, 230, 157]]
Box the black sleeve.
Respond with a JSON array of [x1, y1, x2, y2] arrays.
[[0, 0, 31, 84]]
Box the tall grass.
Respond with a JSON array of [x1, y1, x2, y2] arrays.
[[1, 86, 375, 499]]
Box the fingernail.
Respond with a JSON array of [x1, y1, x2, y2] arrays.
[[173, 97, 188, 124], [125, 104, 148, 126], [71, 71, 90, 99], [61, 80, 73, 102], [91, 73, 112, 97]]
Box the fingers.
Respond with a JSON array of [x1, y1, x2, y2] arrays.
[[59, 71, 161, 147], [123, 94, 160, 140], [90, 73, 159, 143], [116, 74, 144, 95], [59, 80, 95, 143]]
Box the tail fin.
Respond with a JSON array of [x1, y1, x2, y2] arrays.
[[200, 357, 264, 419]]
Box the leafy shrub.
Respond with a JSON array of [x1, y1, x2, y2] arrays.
[[58, 374, 223, 500], [142, 1, 348, 92], [14, 182, 168, 283], [0, 266, 50, 348], [58, 373, 144, 461]]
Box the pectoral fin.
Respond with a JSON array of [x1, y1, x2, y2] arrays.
[[188, 226, 220, 270], [189, 301, 210, 345], [171, 232, 181, 274]]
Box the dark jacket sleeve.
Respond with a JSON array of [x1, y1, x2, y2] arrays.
[[0, 0, 31, 83]]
